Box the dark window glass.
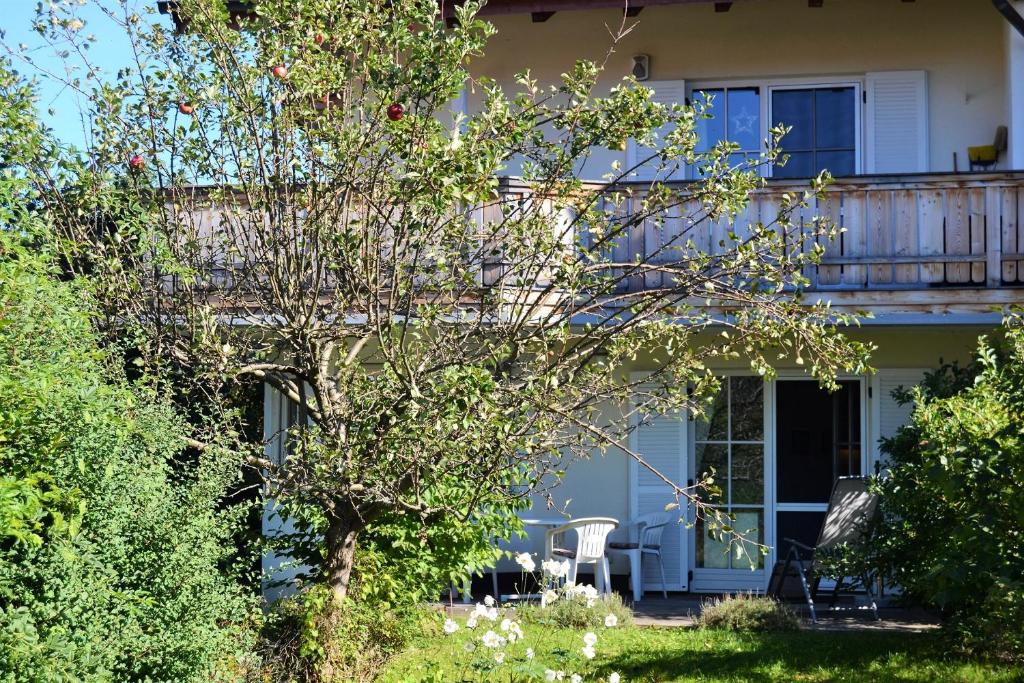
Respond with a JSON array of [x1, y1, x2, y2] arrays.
[[772, 90, 813, 148], [817, 150, 856, 177], [695, 383, 728, 441], [777, 511, 827, 553], [815, 88, 856, 149], [731, 445, 764, 504], [776, 381, 861, 503], [772, 86, 856, 179], [730, 376, 764, 441], [695, 443, 728, 505], [779, 151, 815, 178]]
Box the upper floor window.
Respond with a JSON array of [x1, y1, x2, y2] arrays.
[[692, 87, 762, 172], [689, 80, 861, 179], [771, 87, 857, 179]]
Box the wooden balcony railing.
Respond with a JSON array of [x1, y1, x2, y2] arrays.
[[512, 171, 1024, 293], [166, 172, 1024, 316]]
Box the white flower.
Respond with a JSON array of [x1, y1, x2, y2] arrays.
[[604, 614, 618, 628], [472, 603, 499, 622], [481, 630, 505, 648], [545, 671, 565, 682], [583, 632, 598, 647], [515, 552, 536, 572], [495, 651, 505, 664], [571, 675, 583, 683], [581, 645, 596, 660], [542, 589, 559, 605], [542, 559, 570, 578], [443, 618, 459, 634], [484, 595, 496, 607], [466, 615, 478, 629], [609, 674, 621, 683], [509, 621, 523, 639], [464, 641, 476, 653], [526, 647, 535, 660], [500, 618, 512, 632]]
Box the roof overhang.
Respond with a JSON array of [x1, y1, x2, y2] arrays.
[[157, 0, 761, 31]]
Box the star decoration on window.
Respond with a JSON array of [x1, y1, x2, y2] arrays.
[[730, 108, 757, 136]]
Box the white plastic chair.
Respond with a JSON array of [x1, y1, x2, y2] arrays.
[[606, 512, 672, 602], [544, 517, 618, 594]]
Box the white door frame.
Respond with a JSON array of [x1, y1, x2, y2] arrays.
[[685, 372, 868, 593], [765, 374, 869, 590]]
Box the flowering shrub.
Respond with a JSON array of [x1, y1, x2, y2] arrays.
[[438, 556, 627, 681]]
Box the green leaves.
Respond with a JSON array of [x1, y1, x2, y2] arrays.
[[865, 323, 1024, 659]]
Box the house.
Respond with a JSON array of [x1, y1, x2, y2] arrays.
[[249, 0, 1024, 596]]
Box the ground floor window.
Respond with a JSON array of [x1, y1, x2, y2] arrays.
[[695, 375, 765, 570]]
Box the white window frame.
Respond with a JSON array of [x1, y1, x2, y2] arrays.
[[686, 76, 865, 180], [687, 371, 869, 593], [687, 371, 772, 593]]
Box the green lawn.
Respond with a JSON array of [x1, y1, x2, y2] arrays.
[[378, 622, 1023, 682]]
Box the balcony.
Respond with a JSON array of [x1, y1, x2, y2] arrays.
[[492, 171, 1024, 317]]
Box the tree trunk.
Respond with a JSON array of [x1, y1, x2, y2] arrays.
[[325, 512, 361, 606]]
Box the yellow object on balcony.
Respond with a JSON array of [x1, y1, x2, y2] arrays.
[[968, 145, 999, 164]]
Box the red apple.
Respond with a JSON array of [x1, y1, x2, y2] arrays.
[[314, 33, 325, 45], [128, 154, 145, 171], [271, 65, 289, 80], [178, 101, 194, 115], [387, 102, 404, 121]]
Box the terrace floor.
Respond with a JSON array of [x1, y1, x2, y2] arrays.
[[440, 575, 940, 632]]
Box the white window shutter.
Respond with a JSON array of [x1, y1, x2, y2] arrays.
[[630, 381, 688, 590], [626, 79, 687, 181], [865, 71, 929, 173], [870, 368, 929, 466]]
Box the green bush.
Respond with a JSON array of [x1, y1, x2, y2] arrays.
[[519, 592, 633, 630], [870, 326, 1024, 661], [0, 220, 257, 680], [254, 584, 424, 683], [698, 594, 799, 632]]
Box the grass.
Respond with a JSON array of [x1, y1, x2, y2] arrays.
[[377, 620, 1024, 682]]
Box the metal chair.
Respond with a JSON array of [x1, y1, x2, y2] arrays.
[[606, 512, 671, 602], [767, 476, 881, 623], [544, 517, 618, 594]]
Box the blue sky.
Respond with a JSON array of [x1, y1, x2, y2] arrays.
[[1, 1, 165, 147]]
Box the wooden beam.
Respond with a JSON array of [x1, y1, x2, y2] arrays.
[[442, 0, 753, 19], [531, 10, 556, 21], [714, 2, 732, 11]]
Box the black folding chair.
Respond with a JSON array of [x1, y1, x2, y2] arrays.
[[767, 476, 880, 623]]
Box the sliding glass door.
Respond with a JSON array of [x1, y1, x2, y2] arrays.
[[774, 380, 864, 552]]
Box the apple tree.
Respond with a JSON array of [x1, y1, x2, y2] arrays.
[[9, 0, 871, 606]]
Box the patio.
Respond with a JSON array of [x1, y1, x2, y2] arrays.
[[441, 586, 939, 632]]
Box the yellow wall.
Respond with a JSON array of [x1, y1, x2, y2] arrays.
[[467, 0, 1007, 175]]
